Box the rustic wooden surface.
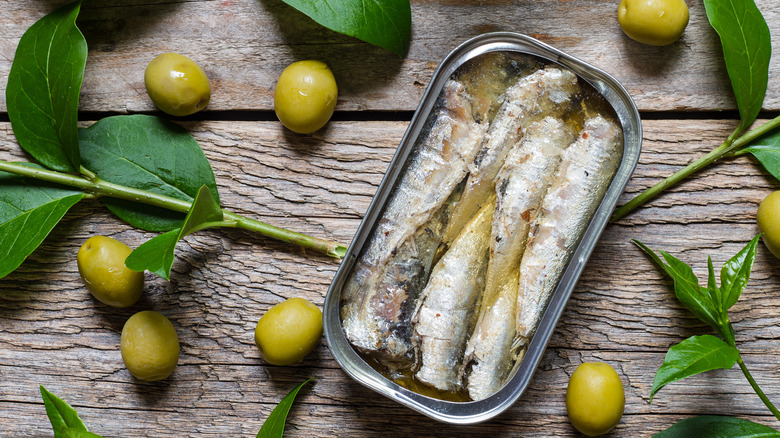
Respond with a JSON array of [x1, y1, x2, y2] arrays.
[[2, 0, 780, 437]]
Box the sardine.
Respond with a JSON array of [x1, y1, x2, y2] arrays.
[[442, 66, 580, 245], [413, 198, 495, 392], [462, 276, 520, 401], [462, 117, 575, 401], [354, 185, 462, 368], [515, 114, 623, 344], [341, 79, 488, 367]]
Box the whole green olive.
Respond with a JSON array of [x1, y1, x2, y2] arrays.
[[757, 191, 780, 258], [618, 0, 689, 46], [77, 236, 143, 308], [121, 311, 180, 381], [254, 297, 323, 366], [566, 362, 625, 436], [274, 60, 338, 134], [144, 53, 211, 116]]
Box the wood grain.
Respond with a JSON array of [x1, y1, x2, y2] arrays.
[[1, 0, 779, 113], [2, 119, 780, 436]]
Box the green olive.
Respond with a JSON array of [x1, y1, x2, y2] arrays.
[[77, 236, 143, 308], [757, 191, 780, 258], [254, 297, 323, 366], [274, 60, 338, 134], [566, 362, 625, 436], [144, 53, 211, 116], [121, 311, 180, 381], [618, 0, 689, 46]]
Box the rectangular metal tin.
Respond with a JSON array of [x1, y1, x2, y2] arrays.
[[323, 32, 642, 424]]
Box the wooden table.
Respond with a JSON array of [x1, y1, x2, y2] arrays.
[[2, 1, 780, 436]]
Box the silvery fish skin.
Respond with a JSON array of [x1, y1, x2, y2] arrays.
[[443, 66, 580, 245], [413, 199, 494, 392], [341, 79, 488, 366], [355, 186, 462, 367], [462, 117, 574, 401], [515, 114, 623, 344], [462, 274, 519, 401]]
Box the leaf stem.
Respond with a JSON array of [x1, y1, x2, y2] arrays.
[[611, 115, 780, 222], [222, 212, 347, 258], [0, 160, 347, 258], [79, 165, 97, 181], [737, 354, 780, 422]]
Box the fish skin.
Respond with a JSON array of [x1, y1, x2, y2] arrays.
[[485, 117, 574, 307], [413, 198, 495, 392], [462, 117, 574, 401], [442, 66, 580, 246], [354, 187, 461, 367], [515, 114, 623, 345], [341, 79, 488, 367], [462, 275, 518, 401]]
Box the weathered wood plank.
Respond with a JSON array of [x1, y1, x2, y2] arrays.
[[2, 119, 780, 436], [1, 0, 779, 113], [1, 351, 779, 437]]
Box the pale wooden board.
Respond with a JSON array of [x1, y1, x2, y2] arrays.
[[2, 119, 780, 436], [1, 0, 779, 113]]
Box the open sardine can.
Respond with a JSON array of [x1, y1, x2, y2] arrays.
[[323, 32, 642, 424]]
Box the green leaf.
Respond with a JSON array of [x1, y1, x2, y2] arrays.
[[40, 386, 89, 438], [79, 115, 219, 232], [125, 229, 179, 280], [745, 145, 780, 181], [744, 129, 780, 180], [0, 169, 85, 279], [62, 428, 105, 438], [6, 1, 86, 172], [125, 185, 225, 280], [257, 379, 315, 438], [178, 185, 224, 236], [654, 415, 780, 438], [633, 240, 721, 331], [706, 256, 722, 311], [281, 0, 411, 56], [720, 235, 760, 310], [651, 335, 739, 401], [703, 0, 771, 131]]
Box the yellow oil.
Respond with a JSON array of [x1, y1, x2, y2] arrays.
[[362, 353, 473, 402]]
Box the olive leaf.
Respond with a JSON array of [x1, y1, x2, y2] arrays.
[[654, 415, 780, 438], [740, 128, 780, 181], [126, 185, 227, 280], [79, 115, 219, 232], [720, 236, 760, 311], [638, 237, 780, 420], [280, 0, 411, 56], [635, 239, 760, 346], [703, 0, 771, 132], [257, 378, 315, 438], [651, 335, 739, 401], [5, 0, 87, 172], [125, 229, 179, 280], [40, 386, 90, 438], [633, 240, 722, 334], [706, 257, 722, 311], [0, 169, 85, 279]]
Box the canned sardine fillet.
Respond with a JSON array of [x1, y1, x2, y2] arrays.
[[324, 32, 641, 424]]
